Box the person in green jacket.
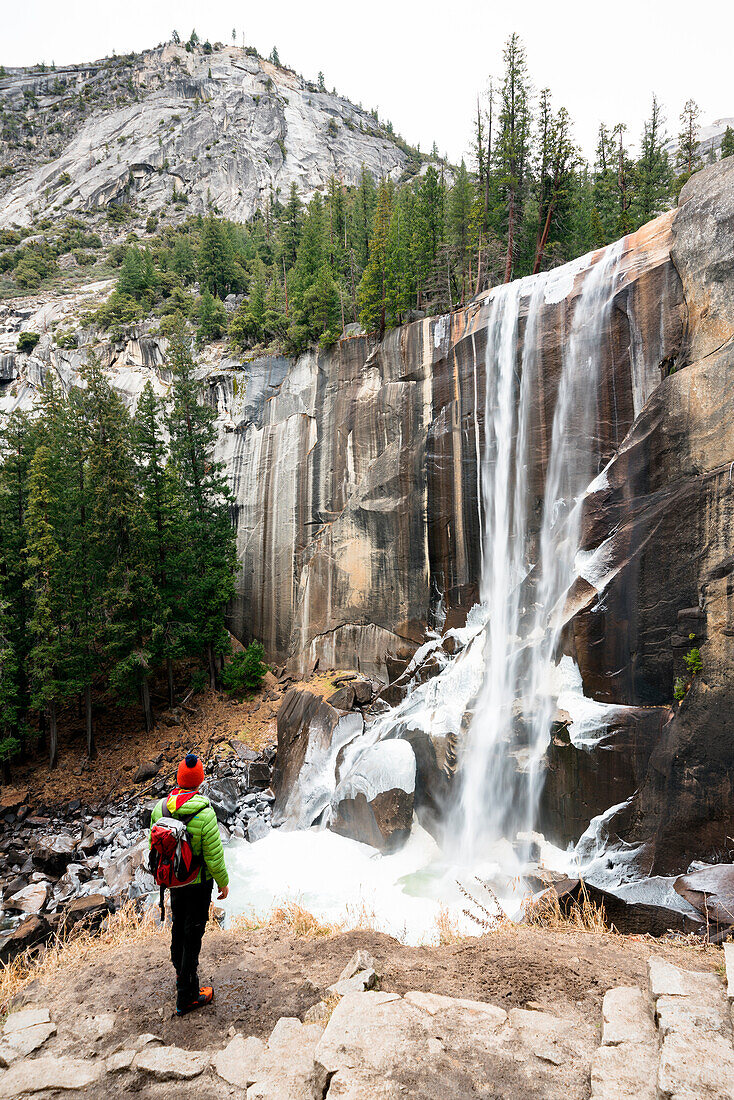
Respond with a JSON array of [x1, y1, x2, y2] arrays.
[[149, 753, 229, 1015]]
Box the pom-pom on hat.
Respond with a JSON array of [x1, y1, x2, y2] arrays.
[[177, 752, 205, 790]]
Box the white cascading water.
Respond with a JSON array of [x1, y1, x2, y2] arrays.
[[455, 240, 624, 863], [223, 240, 639, 941]]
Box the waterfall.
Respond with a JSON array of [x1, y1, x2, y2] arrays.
[[454, 240, 624, 864]]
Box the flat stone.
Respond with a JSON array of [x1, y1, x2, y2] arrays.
[[1, 1055, 102, 1097], [304, 1001, 330, 1026], [106, 1049, 136, 1073], [656, 992, 728, 1038], [132, 1033, 164, 1050], [3, 1007, 51, 1034], [326, 1070, 404, 1098], [0, 1041, 21, 1068], [658, 1031, 734, 1098], [648, 957, 721, 1001], [724, 942, 734, 1002], [591, 1043, 658, 1100], [134, 1044, 210, 1080], [5, 1020, 56, 1056], [327, 969, 376, 998], [248, 1018, 327, 1099], [601, 986, 657, 1046], [338, 950, 377, 982], [214, 1034, 265, 1088], [408, 990, 507, 1028]]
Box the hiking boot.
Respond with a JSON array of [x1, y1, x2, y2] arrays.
[[176, 986, 214, 1016]]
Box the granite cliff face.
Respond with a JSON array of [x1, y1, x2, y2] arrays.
[[2, 158, 734, 868], [0, 44, 420, 229]]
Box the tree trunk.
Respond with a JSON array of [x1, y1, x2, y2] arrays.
[[141, 676, 153, 734], [207, 644, 217, 691], [85, 683, 95, 759], [2, 758, 11, 784], [48, 700, 58, 770], [532, 200, 555, 275], [504, 190, 515, 283], [167, 657, 175, 709]]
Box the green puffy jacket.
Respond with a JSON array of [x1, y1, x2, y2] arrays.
[[149, 790, 229, 888]]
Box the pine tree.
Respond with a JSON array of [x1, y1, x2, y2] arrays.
[[721, 126, 734, 160], [632, 96, 673, 226], [449, 161, 473, 303], [358, 179, 392, 335], [495, 33, 532, 281], [165, 320, 236, 688], [532, 100, 575, 272], [0, 412, 34, 759], [677, 99, 701, 176], [25, 445, 66, 768], [198, 215, 236, 298], [134, 382, 179, 707], [197, 288, 227, 343], [281, 182, 302, 268]]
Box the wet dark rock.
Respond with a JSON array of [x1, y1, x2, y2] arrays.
[[541, 878, 703, 937], [32, 835, 76, 877], [331, 788, 413, 853], [673, 864, 734, 933], [133, 760, 161, 783], [0, 914, 52, 963], [62, 893, 110, 931], [327, 685, 355, 711], [352, 679, 374, 706], [207, 778, 240, 823]]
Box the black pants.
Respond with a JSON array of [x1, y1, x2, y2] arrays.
[[170, 877, 213, 1000]]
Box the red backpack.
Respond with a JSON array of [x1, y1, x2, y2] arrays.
[[149, 793, 207, 917]]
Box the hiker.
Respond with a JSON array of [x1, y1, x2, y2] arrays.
[[149, 752, 229, 1016]]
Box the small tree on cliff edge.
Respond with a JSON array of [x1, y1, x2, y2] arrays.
[[165, 319, 236, 689]]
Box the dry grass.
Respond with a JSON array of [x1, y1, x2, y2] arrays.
[[522, 880, 610, 934], [229, 901, 344, 939], [434, 905, 465, 945], [0, 901, 163, 1017]]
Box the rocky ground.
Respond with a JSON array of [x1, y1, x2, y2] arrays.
[[0, 923, 732, 1098], [0, 666, 352, 961]]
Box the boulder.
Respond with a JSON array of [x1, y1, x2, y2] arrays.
[[1, 1055, 102, 1097], [7, 881, 48, 915], [274, 688, 363, 828], [2, 1007, 56, 1057], [32, 834, 76, 876], [247, 1018, 327, 1100], [62, 893, 110, 931], [207, 776, 240, 821], [214, 1034, 265, 1089], [133, 760, 160, 783], [134, 1045, 210, 1080], [327, 685, 355, 711], [0, 914, 53, 963], [534, 878, 703, 937], [673, 863, 734, 933], [330, 740, 415, 852]]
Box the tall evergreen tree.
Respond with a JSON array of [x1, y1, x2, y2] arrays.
[[632, 96, 673, 225], [677, 99, 701, 176], [358, 179, 392, 335], [495, 33, 532, 281], [166, 320, 236, 688]]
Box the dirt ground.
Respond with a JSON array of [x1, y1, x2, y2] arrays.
[[16, 922, 721, 1055], [2, 668, 342, 812]]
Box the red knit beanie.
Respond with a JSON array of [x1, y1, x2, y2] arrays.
[[177, 753, 205, 790]]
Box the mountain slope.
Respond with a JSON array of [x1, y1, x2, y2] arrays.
[[0, 43, 422, 229]]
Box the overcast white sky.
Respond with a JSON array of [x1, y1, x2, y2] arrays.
[[4, 1, 733, 163]]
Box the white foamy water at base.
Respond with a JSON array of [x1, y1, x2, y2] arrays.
[[222, 823, 578, 945]]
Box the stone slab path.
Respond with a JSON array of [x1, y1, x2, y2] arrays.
[[1, 954, 732, 1098]]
